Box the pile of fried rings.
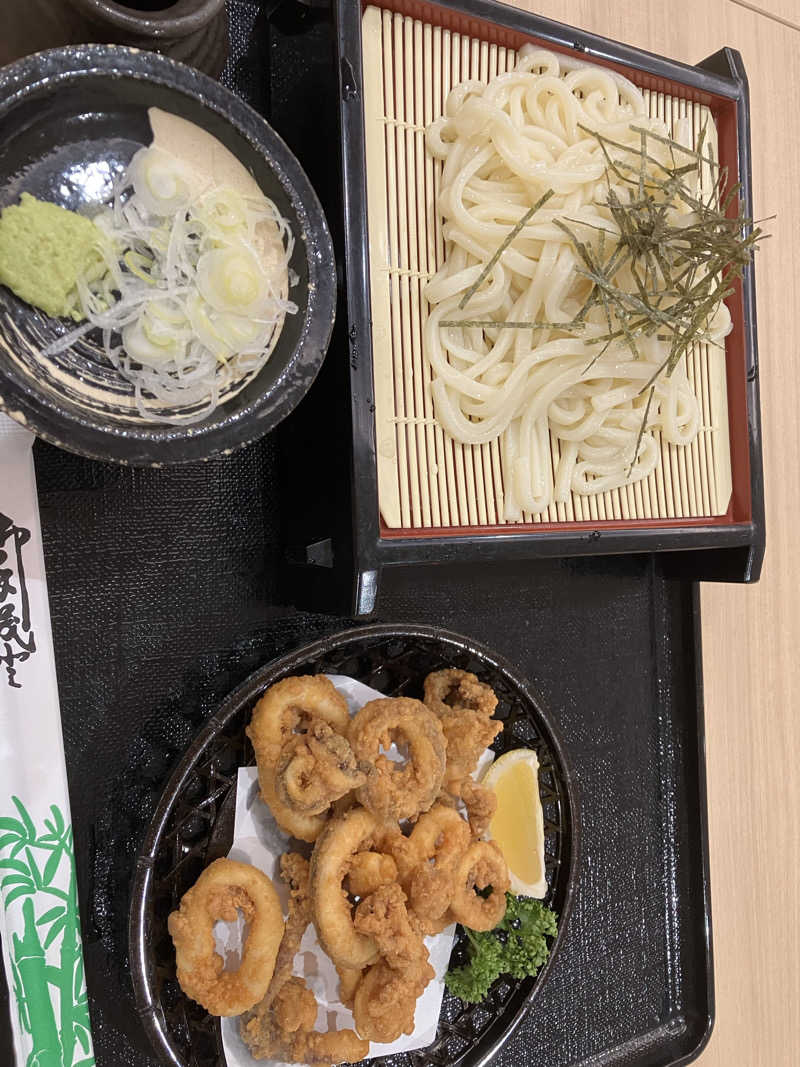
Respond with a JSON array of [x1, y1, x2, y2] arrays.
[[167, 668, 509, 1065]]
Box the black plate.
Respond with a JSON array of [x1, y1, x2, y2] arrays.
[[128, 625, 578, 1067], [0, 44, 336, 465]]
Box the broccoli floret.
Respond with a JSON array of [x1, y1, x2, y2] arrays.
[[445, 894, 558, 1003]]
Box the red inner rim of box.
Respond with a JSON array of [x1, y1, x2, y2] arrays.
[[365, 0, 751, 540]]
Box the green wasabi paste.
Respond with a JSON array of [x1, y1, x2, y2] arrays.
[[0, 193, 104, 321]]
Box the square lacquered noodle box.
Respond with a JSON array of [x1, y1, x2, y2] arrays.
[[333, 0, 763, 613]]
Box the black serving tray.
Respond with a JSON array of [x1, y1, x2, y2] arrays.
[[0, 3, 713, 1066]]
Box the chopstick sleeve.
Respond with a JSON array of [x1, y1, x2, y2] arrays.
[[0, 415, 96, 1067]]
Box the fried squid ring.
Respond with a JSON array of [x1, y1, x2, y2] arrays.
[[275, 720, 366, 816], [308, 807, 382, 969], [409, 803, 471, 863], [266, 852, 313, 1009], [274, 975, 318, 1033], [335, 964, 364, 1010], [345, 850, 398, 898], [443, 711, 504, 785], [296, 1027, 370, 1065], [167, 858, 283, 1017], [458, 777, 498, 838], [448, 840, 510, 932], [352, 883, 432, 979], [242, 976, 369, 1064], [423, 668, 499, 718], [407, 805, 472, 923], [352, 958, 433, 1044], [349, 697, 447, 820], [423, 670, 501, 784], [246, 675, 350, 841], [373, 825, 424, 889]]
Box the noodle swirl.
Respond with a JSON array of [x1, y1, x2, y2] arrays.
[[425, 46, 730, 517]]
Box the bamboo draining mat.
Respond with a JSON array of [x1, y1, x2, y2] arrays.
[[361, 4, 733, 531]]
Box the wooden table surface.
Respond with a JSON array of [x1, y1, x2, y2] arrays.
[[508, 1, 799, 1063]]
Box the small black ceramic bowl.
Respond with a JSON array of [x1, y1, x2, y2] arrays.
[[0, 45, 336, 465]]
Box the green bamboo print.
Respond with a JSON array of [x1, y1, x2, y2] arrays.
[[0, 797, 94, 1067]]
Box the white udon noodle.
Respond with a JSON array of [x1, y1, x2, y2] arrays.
[[424, 46, 731, 518]]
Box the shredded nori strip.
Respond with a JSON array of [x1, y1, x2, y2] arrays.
[[457, 189, 554, 310], [440, 319, 586, 330], [449, 124, 765, 381], [439, 122, 769, 480]]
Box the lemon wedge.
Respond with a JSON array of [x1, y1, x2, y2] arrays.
[[481, 748, 547, 898]]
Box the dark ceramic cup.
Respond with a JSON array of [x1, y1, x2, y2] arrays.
[[68, 0, 229, 76], [0, 0, 229, 77]]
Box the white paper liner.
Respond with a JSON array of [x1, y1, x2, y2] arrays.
[[219, 675, 458, 1067]]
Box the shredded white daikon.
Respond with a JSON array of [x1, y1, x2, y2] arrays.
[[75, 146, 297, 423]]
